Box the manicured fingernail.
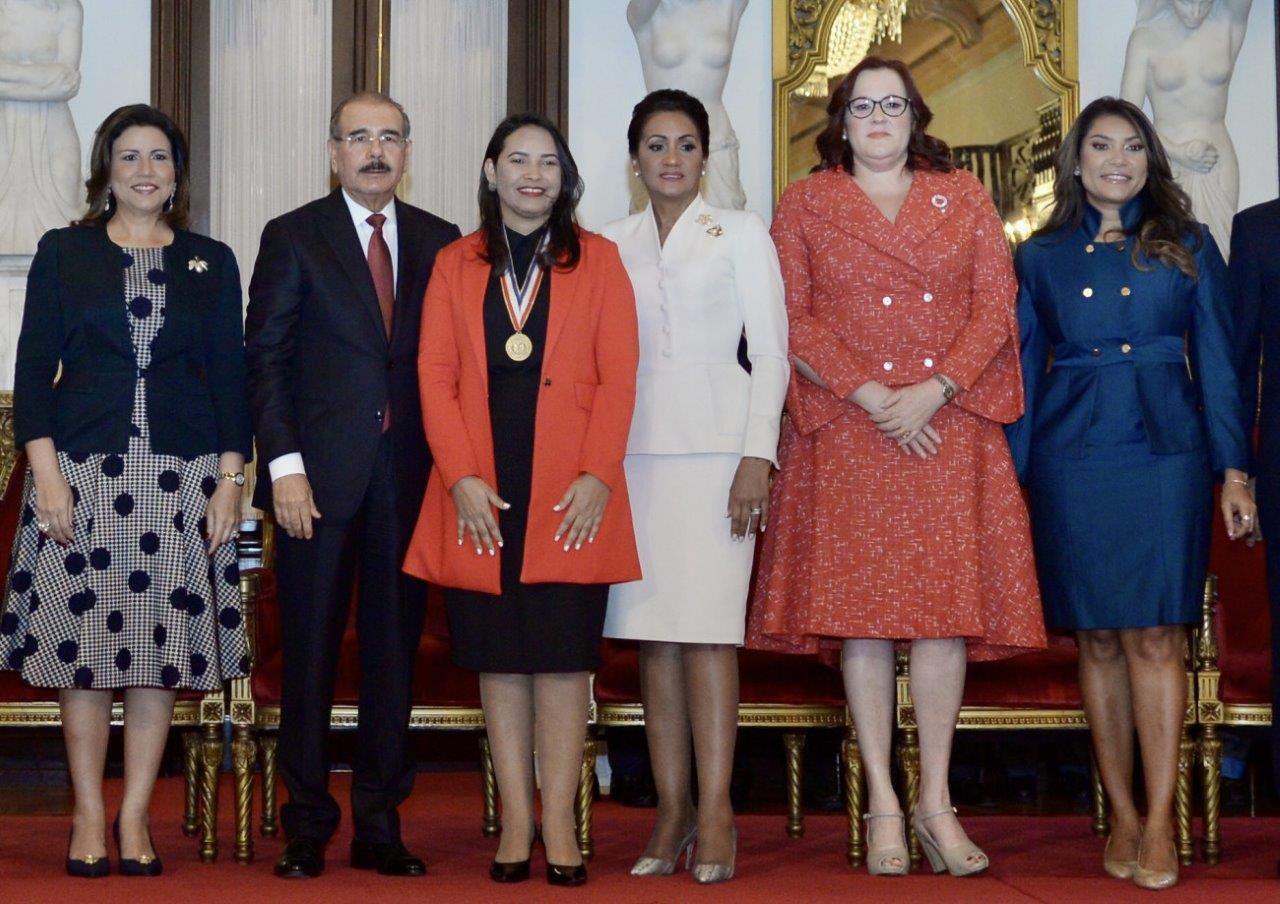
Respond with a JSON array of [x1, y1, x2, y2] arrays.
[[563, 543, 570, 552], [489, 548, 495, 556], [575, 542, 582, 550], [588, 537, 594, 543], [502, 503, 510, 509], [498, 540, 504, 547], [458, 538, 463, 545], [554, 534, 561, 542], [553, 505, 562, 511]]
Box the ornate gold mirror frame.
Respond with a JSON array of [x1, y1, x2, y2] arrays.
[[772, 0, 1080, 204]]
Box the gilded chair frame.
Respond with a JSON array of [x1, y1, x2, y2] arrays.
[[1194, 573, 1263, 864], [771, 0, 1080, 203], [590, 699, 865, 864], [0, 392, 228, 861]]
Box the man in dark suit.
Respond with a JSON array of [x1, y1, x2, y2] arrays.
[[245, 91, 460, 879], [1230, 199, 1280, 871]]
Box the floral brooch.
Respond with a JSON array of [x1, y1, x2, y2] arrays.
[[696, 212, 724, 237], [188, 256, 208, 273]]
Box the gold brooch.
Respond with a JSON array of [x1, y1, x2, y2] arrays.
[[706, 225, 723, 237], [696, 213, 723, 236], [188, 256, 208, 273]]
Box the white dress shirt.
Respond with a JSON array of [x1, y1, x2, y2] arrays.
[[267, 191, 398, 482]]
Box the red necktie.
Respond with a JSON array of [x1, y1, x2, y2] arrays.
[[367, 212, 394, 432], [366, 212, 394, 338]]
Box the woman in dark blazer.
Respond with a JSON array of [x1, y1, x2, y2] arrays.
[[404, 114, 639, 886], [0, 104, 252, 878], [1006, 97, 1255, 890]]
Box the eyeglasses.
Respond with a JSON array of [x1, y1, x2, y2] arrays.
[[845, 95, 910, 119], [338, 132, 408, 149]]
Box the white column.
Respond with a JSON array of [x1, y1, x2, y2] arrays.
[[390, 0, 507, 233], [209, 0, 333, 296]]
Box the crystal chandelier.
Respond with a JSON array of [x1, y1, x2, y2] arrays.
[[797, 0, 910, 99]]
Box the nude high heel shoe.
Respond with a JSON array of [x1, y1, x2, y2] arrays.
[[1132, 838, 1178, 891], [911, 807, 989, 877], [630, 822, 697, 876], [1103, 830, 1140, 880], [864, 812, 909, 876]]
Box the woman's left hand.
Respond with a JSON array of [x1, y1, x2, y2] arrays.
[[727, 456, 772, 540], [871, 379, 947, 445], [205, 479, 241, 554], [1221, 471, 1258, 541], [553, 473, 611, 551]]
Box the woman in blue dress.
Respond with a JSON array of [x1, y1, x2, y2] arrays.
[[1007, 97, 1255, 891]]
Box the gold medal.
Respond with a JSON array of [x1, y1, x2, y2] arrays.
[[505, 331, 533, 361]]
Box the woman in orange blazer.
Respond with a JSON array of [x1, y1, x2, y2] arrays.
[[403, 113, 639, 886]]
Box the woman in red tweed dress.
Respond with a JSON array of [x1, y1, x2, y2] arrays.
[[746, 58, 1045, 877]]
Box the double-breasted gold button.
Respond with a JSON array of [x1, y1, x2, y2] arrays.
[[1082, 287, 1094, 298], [1091, 348, 1101, 357], [1121, 343, 1132, 354], [1085, 244, 1095, 253], [1120, 287, 1131, 297]]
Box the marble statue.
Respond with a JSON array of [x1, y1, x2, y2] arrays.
[[1121, 0, 1252, 256], [627, 0, 749, 210], [0, 0, 82, 256]]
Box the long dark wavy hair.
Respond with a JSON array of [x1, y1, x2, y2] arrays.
[[814, 56, 953, 175], [478, 114, 583, 271], [1034, 96, 1201, 278], [75, 104, 190, 230]]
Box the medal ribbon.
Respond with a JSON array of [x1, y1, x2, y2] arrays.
[[498, 235, 549, 334]]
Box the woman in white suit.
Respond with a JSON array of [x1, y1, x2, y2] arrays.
[[603, 89, 788, 885]]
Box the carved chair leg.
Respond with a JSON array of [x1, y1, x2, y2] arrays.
[[479, 734, 500, 837], [258, 734, 279, 837], [576, 737, 597, 860], [1199, 724, 1222, 864], [1089, 748, 1109, 836], [842, 725, 864, 867], [1176, 727, 1195, 867], [199, 722, 223, 863], [182, 730, 200, 836], [232, 725, 256, 864], [783, 731, 806, 838], [897, 725, 922, 867]]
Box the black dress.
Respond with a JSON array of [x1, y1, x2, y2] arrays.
[[445, 226, 607, 673]]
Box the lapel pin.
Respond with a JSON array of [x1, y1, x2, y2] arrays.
[[188, 256, 208, 273], [706, 225, 723, 237], [696, 213, 714, 225], [931, 194, 949, 211]]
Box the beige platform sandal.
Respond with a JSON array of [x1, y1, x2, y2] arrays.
[[911, 807, 989, 877], [863, 812, 909, 876]]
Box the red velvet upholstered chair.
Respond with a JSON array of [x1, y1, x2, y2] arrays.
[[895, 631, 1196, 865], [0, 451, 228, 861], [1196, 503, 1272, 864], [229, 521, 493, 864], [588, 639, 865, 864]]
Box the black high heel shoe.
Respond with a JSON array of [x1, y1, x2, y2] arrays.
[[544, 832, 587, 889], [490, 826, 538, 883], [65, 828, 110, 879], [114, 816, 163, 877]]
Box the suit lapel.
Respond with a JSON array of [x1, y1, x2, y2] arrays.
[[543, 243, 583, 365], [805, 168, 952, 275], [318, 189, 388, 347], [82, 227, 134, 356], [392, 198, 419, 348], [458, 235, 490, 390]]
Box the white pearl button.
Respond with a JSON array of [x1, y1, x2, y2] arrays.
[[923, 292, 933, 302], [882, 361, 893, 372], [882, 295, 893, 306], [924, 358, 934, 368], [662, 348, 673, 357]]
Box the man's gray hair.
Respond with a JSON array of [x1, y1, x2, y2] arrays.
[[329, 91, 411, 140]]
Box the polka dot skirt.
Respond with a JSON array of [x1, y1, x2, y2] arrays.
[[0, 247, 249, 690]]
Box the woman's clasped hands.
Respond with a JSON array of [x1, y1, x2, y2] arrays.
[[853, 379, 947, 459]]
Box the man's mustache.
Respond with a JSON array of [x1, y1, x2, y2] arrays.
[[360, 161, 392, 173]]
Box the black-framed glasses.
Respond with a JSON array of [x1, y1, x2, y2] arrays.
[[845, 95, 910, 119]]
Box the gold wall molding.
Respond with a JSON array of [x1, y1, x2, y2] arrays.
[[773, 0, 1079, 201]]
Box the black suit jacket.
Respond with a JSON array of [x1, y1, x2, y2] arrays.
[[13, 225, 252, 459], [1230, 199, 1280, 476], [245, 189, 460, 527]]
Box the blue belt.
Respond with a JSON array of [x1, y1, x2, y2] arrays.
[[1051, 336, 1186, 368]]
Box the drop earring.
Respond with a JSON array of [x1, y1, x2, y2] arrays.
[[1073, 167, 1081, 176]]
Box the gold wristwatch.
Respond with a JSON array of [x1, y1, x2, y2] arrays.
[[221, 471, 246, 486], [933, 373, 956, 401]]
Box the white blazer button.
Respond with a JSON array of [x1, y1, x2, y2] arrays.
[[923, 292, 933, 302], [924, 358, 934, 368], [882, 295, 892, 306], [883, 361, 893, 372], [662, 348, 673, 357]]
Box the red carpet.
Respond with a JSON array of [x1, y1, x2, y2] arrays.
[[1, 772, 1278, 902]]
